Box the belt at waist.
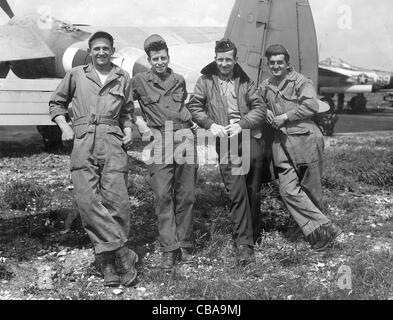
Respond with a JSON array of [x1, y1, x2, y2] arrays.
[[151, 122, 191, 131], [73, 114, 119, 127]]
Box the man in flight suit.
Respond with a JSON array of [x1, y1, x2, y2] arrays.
[[49, 31, 138, 287], [258, 44, 342, 251], [132, 35, 196, 271]]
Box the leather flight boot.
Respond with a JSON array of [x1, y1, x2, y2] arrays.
[[115, 246, 138, 287], [237, 244, 255, 267], [308, 223, 343, 252], [98, 252, 120, 287]]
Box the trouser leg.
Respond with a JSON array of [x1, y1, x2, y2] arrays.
[[71, 159, 128, 254], [173, 162, 195, 249], [100, 167, 131, 247], [219, 163, 254, 247], [246, 138, 264, 241], [273, 142, 329, 237], [148, 163, 179, 252], [298, 161, 326, 213], [217, 137, 254, 247]]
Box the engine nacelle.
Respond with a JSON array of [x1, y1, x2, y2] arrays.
[[62, 41, 91, 74]]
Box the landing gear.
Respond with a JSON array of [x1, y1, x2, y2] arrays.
[[348, 93, 367, 113], [337, 93, 345, 113]]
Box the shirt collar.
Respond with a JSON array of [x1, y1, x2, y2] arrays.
[[267, 67, 296, 92], [147, 67, 174, 82], [218, 75, 235, 85], [83, 63, 125, 87], [83, 63, 124, 76]]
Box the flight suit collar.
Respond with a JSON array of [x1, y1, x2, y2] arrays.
[[201, 62, 249, 102], [266, 67, 296, 93], [147, 67, 177, 84], [201, 61, 250, 83], [83, 63, 125, 87], [146, 67, 179, 93]]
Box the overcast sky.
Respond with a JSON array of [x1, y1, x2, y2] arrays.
[[1, 0, 393, 71]]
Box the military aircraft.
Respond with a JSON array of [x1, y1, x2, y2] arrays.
[[318, 57, 393, 113], [0, 0, 319, 145]]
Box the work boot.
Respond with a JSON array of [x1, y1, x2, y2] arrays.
[[161, 251, 175, 271], [323, 223, 343, 241], [237, 244, 255, 267], [178, 248, 194, 264], [115, 246, 138, 287], [98, 252, 120, 287], [307, 223, 343, 252]]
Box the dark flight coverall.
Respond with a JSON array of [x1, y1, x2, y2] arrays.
[[49, 63, 134, 254], [132, 68, 195, 252], [259, 68, 330, 237]]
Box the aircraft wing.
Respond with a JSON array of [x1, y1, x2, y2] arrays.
[[0, 78, 61, 125], [0, 24, 54, 62], [81, 26, 224, 49], [0, 78, 145, 126], [318, 65, 352, 80]]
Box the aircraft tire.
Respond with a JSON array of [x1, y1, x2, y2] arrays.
[[348, 95, 367, 113]]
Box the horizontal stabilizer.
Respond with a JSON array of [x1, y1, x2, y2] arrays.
[[0, 24, 54, 62]]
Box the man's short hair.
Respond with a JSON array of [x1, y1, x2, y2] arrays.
[[215, 38, 237, 58], [265, 44, 290, 62], [88, 31, 114, 48], [144, 34, 169, 57]]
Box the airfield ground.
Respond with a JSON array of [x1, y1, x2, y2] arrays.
[[0, 123, 392, 300]]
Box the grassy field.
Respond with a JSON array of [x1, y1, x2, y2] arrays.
[[0, 132, 392, 300]]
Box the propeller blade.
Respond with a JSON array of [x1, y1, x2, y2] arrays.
[[0, 0, 14, 19]]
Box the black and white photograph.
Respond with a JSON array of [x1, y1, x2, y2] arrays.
[[0, 0, 392, 305]]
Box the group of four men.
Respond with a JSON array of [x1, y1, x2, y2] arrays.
[[49, 31, 342, 288]]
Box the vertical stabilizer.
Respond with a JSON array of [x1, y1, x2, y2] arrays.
[[224, 0, 318, 86]]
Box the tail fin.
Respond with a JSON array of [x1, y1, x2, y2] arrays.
[[224, 0, 318, 86]]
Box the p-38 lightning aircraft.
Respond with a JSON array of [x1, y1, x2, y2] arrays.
[[0, 0, 320, 145]]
